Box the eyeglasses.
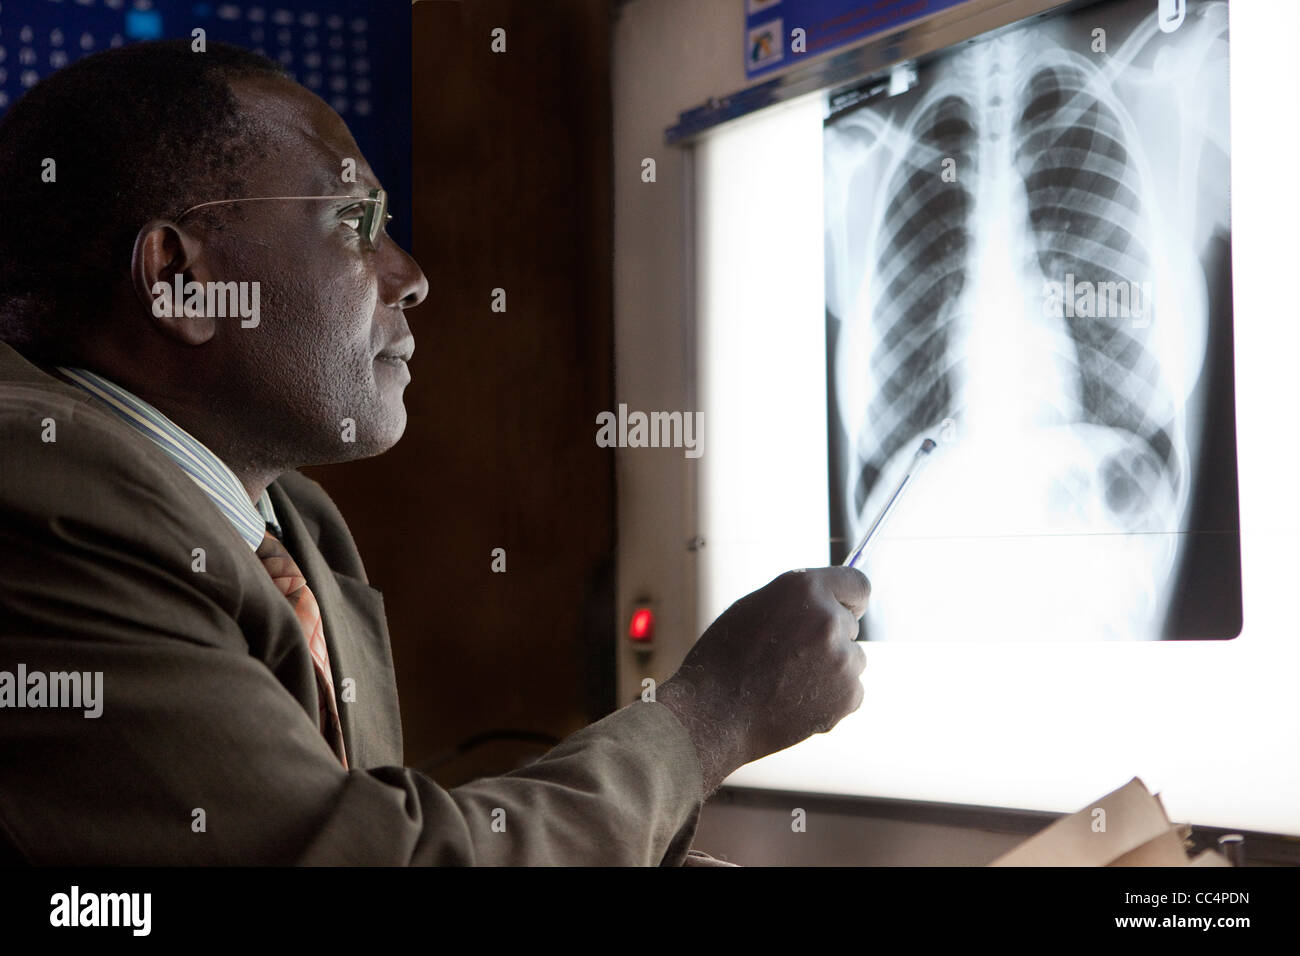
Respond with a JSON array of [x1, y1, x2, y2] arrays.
[[174, 187, 391, 251]]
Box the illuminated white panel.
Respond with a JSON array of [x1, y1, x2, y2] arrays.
[[695, 93, 832, 621], [694, 0, 1300, 834]]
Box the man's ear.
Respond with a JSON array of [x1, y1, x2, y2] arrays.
[[131, 219, 217, 346]]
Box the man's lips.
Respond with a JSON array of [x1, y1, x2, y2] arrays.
[[376, 338, 415, 363]]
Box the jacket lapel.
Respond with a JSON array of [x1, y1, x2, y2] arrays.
[[266, 480, 404, 768]]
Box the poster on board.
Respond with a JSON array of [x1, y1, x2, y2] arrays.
[[745, 0, 970, 79]]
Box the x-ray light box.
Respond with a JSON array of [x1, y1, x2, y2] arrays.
[[692, 0, 1298, 835]]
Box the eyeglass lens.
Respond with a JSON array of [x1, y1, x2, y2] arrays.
[[365, 189, 387, 249]]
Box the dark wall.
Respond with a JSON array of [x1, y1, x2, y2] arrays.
[[304, 0, 616, 786]]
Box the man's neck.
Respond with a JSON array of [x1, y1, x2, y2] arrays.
[[47, 357, 280, 507], [240, 477, 274, 507]]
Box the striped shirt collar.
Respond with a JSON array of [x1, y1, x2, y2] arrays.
[[53, 366, 281, 550]]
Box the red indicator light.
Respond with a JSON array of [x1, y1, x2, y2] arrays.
[[629, 607, 655, 642]]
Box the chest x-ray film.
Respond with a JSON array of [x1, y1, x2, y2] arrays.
[[825, 0, 1238, 641]]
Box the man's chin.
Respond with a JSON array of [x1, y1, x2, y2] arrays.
[[363, 408, 408, 457], [379, 410, 408, 452], [315, 407, 407, 465]]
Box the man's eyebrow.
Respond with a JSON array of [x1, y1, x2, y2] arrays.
[[308, 163, 381, 195]]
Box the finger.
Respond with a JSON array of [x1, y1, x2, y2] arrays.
[[848, 679, 865, 713], [836, 635, 868, 687], [830, 601, 860, 643], [844, 640, 867, 676], [817, 566, 871, 618]]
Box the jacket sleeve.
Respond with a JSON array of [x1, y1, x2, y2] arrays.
[[0, 391, 706, 865]]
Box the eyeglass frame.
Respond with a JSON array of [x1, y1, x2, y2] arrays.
[[173, 187, 391, 251]]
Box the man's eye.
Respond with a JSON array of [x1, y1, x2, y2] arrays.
[[338, 205, 367, 235]]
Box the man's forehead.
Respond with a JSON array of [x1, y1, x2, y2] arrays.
[[229, 75, 378, 193]]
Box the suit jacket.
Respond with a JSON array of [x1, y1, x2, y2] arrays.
[[0, 340, 706, 864]]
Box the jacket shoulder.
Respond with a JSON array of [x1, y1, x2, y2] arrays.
[[0, 379, 267, 654], [0, 379, 235, 533]]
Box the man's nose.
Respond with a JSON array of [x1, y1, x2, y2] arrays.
[[382, 242, 429, 310]]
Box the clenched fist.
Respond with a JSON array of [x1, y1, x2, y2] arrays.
[[657, 567, 870, 796]]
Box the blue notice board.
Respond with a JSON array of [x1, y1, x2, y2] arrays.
[[0, 0, 411, 249], [744, 0, 970, 78]]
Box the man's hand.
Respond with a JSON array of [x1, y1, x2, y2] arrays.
[[657, 567, 870, 797]]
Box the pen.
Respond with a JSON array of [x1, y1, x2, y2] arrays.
[[842, 438, 936, 570]]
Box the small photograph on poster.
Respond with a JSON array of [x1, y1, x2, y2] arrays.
[[748, 18, 786, 70], [824, 0, 1236, 640]]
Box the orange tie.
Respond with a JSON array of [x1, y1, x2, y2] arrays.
[[255, 530, 349, 769]]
